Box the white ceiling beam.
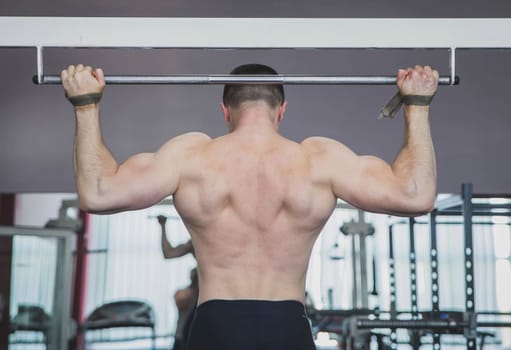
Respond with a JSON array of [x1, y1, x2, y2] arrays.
[[1, 17, 511, 49]]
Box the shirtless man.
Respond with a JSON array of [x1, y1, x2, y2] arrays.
[[156, 215, 196, 350], [61, 63, 438, 350], [172, 267, 198, 350]]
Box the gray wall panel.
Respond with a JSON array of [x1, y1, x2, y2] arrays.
[[1, 5, 510, 194]]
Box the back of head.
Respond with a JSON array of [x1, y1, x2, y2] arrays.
[[222, 64, 285, 109]]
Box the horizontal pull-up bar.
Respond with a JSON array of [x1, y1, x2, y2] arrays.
[[33, 74, 459, 85], [2, 17, 511, 49], [4, 17, 465, 86]]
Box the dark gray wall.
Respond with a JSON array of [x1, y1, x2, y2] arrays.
[[1, 1, 511, 194]]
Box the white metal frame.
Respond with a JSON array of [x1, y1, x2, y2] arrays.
[[0, 226, 75, 350], [1, 17, 510, 85]]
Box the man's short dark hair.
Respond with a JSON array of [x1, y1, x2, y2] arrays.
[[222, 64, 285, 109]]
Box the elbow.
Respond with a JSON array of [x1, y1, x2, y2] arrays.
[[76, 177, 120, 214], [410, 198, 435, 217], [402, 184, 436, 217], [78, 193, 106, 214], [77, 190, 96, 212], [75, 177, 104, 213], [77, 187, 114, 214]]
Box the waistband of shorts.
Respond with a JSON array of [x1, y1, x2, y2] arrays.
[[196, 299, 305, 314]]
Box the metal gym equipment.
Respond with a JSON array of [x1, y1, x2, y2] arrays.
[[309, 184, 511, 350], [0, 226, 75, 350], [359, 184, 511, 350], [6, 17, 511, 85], [340, 210, 376, 310], [2, 15, 511, 349]]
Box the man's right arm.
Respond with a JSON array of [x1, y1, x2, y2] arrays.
[[62, 65, 210, 214], [62, 64, 119, 211]]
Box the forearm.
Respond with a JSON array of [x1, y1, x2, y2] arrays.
[[392, 105, 437, 211], [73, 105, 118, 209]]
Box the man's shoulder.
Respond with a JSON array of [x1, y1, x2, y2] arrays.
[[301, 136, 343, 150], [168, 132, 212, 149], [159, 132, 212, 156], [300, 137, 355, 162], [178, 131, 212, 143]]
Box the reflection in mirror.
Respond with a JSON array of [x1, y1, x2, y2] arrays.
[[10, 235, 57, 349]]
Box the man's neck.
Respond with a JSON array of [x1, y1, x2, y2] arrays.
[[230, 105, 279, 134]]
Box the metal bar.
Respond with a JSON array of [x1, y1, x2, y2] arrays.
[[461, 183, 477, 350], [435, 194, 463, 212], [430, 213, 440, 313], [388, 225, 397, 316], [357, 309, 511, 317], [430, 211, 441, 350], [423, 221, 511, 225], [370, 256, 378, 296], [357, 319, 467, 330], [478, 322, 511, 328], [359, 231, 369, 309], [472, 203, 511, 210], [314, 309, 375, 317], [36, 46, 43, 85], [357, 319, 511, 329], [72, 249, 108, 255], [408, 218, 419, 319], [435, 210, 511, 217], [3, 17, 511, 49], [387, 224, 398, 349], [34, 74, 458, 85], [478, 311, 511, 315], [357, 211, 370, 309], [472, 194, 511, 199], [449, 48, 456, 86], [392, 220, 511, 226], [351, 234, 359, 307]]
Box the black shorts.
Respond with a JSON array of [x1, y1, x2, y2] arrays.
[[187, 299, 317, 350]]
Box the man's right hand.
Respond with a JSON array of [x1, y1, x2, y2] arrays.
[[397, 65, 439, 97], [61, 64, 105, 99]]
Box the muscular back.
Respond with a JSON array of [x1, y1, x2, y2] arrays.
[[173, 132, 337, 304], [66, 64, 436, 304]]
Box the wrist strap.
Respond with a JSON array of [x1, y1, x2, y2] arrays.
[[66, 93, 103, 107], [379, 92, 435, 119], [402, 94, 434, 106]]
